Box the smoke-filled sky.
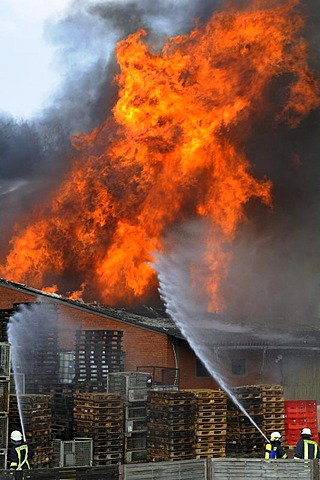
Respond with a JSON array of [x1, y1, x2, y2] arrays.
[[1, 0, 320, 324]]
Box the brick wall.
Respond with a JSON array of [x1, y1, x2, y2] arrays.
[[0, 283, 241, 390], [0, 285, 176, 374], [56, 303, 176, 371], [0, 285, 37, 309]]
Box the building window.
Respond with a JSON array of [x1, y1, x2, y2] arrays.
[[231, 358, 246, 376], [196, 359, 211, 378]]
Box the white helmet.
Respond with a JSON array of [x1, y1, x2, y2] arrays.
[[270, 431, 281, 441], [10, 430, 22, 442], [301, 427, 311, 436]]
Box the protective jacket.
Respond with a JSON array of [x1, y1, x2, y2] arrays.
[[9, 441, 34, 470], [265, 441, 287, 459], [294, 435, 320, 459]]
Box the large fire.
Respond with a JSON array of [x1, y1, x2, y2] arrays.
[[1, 0, 319, 309]]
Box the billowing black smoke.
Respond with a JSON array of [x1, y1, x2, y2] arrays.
[[221, 0, 320, 323], [1, 0, 320, 324]]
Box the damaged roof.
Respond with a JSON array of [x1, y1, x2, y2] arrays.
[[2, 278, 320, 349], [0, 278, 184, 339]]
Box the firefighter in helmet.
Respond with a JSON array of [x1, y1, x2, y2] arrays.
[[9, 430, 34, 471], [265, 431, 287, 459], [294, 427, 320, 459]]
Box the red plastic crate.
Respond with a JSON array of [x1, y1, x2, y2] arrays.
[[284, 400, 318, 446], [285, 400, 317, 416], [285, 418, 318, 428]]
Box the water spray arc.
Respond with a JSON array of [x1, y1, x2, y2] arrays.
[[154, 248, 270, 445], [7, 332, 26, 442], [7, 301, 46, 444]]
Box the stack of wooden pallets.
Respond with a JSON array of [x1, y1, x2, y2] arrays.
[[227, 384, 285, 457], [23, 303, 59, 395], [51, 385, 74, 440], [0, 343, 10, 469], [74, 330, 124, 392], [73, 392, 124, 466], [0, 310, 13, 342], [9, 394, 53, 468], [147, 391, 196, 461], [185, 389, 227, 458]]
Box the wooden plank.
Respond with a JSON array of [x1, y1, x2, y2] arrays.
[[125, 459, 207, 480], [211, 459, 313, 479]]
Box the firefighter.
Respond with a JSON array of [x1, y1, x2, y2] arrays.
[[265, 431, 287, 459], [9, 430, 34, 472], [294, 427, 320, 459]]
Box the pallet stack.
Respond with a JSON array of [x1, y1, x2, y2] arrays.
[[185, 389, 227, 458], [227, 385, 285, 457], [51, 385, 74, 440], [147, 390, 196, 461], [14, 303, 59, 395], [0, 343, 10, 469], [9, 394, 52, 468], [73, 392, 124, 466], [74, 330, 124, 392], [0, 310, 13, 342]]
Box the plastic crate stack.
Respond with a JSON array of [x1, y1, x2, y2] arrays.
[[108, 372, 151, 463], [184, 389, 227, 458], [227, 385, 285, 457], [0, 343, 10, 469], [74, 330, 124, 392], [9, 394, 52, 468], [147, 390, 196, 461], [73, 392, 124, 466], [285, 400, 318, 446]]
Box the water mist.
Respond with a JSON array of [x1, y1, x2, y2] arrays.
[[7, 299, 57, 442], [153, 221, 270, 443]]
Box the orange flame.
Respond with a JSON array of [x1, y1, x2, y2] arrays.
[[1, 0, 319, 310]]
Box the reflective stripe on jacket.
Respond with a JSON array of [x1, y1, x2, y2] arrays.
[[10, 444, 31, 470], [294, 439, 319, 459], [265, 442, 287, 459]]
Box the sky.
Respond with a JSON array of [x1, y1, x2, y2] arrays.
[[0, 0, 74, 118], [0, 0, 216, 120]]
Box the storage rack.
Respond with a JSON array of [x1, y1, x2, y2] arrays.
[[107, 372, 152, 463], [52, 438, 93, 467]]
